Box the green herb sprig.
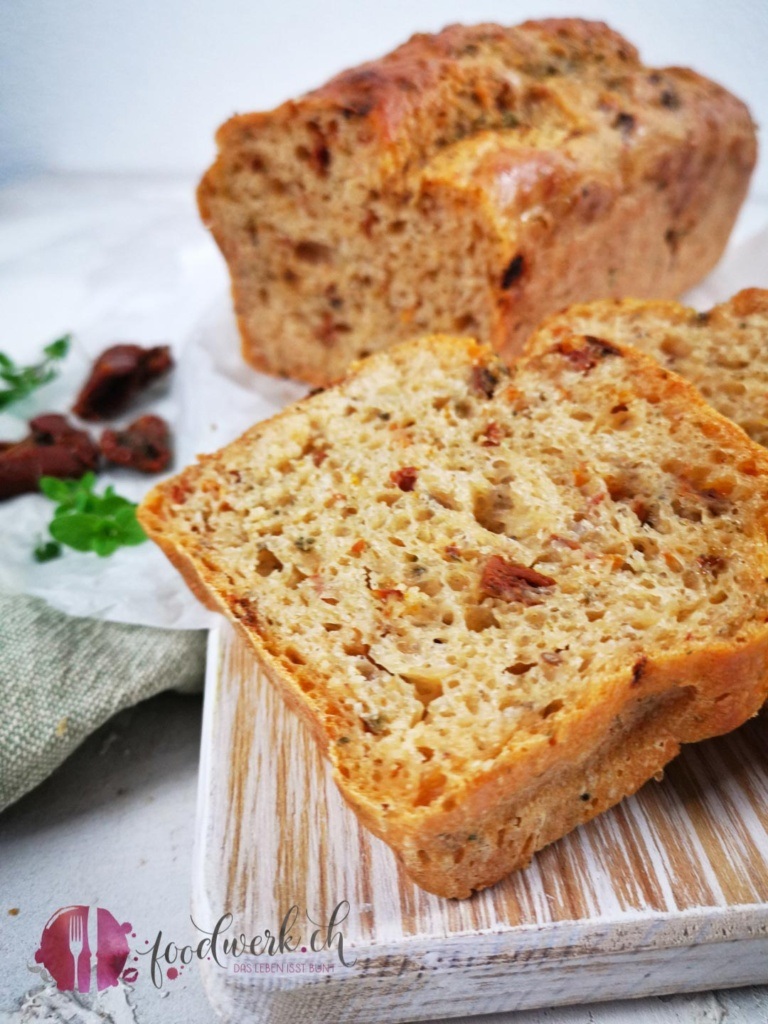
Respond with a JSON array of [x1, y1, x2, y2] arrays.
[[0, 335, 71, 410], [38, 472, 147, 558], [33, 539, 62, 563]]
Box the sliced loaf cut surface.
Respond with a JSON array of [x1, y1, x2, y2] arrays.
[[198, 19, 756, 385], [139, 332, 768, 898], [537, 289, 768, 448]]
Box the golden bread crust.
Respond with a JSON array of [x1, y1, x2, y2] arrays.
[[198, 19, 756, 384]]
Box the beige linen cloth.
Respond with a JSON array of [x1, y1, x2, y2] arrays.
[[0, 593, 206, 811]]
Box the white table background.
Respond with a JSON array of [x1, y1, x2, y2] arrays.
[[1, 175, 768, 1023]]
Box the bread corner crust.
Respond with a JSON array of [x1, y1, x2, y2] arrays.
[[378, 636, 768, 898]]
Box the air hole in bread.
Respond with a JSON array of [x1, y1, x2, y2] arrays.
[[294, 240, 333, 264], [284, 645, 306, 665], [465, 606, 499, 632], [455, 313, 479, 332], [541, 699, 565, 718], [431, 490, 461, 511], [285, 566, 308, 588], [473, 488, 510, 534], [256, 548, 283, 576], [414, 770, 447, 807], [447, 572, 469, 592], [402, 673, 444, 708], [660, 336, 693, 360], [505, 661, 536, 675]]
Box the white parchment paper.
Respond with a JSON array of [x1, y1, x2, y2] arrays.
[[0, 300, 306, 628], [0, 178, 766, 629]]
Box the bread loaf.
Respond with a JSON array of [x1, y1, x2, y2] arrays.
[[198, 18, 756, 385], [139, 325, 768, 898], [537, 289, 768, 447]]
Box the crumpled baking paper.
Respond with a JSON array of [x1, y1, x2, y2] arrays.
[[0, 191, 766, 629]]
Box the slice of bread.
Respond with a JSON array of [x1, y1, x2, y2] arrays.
[[139, 331, 768, 898], [537, 289, 768, 447], [198, 19, 756, 385]]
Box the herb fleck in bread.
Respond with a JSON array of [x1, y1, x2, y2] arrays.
[[139, 331, 768, 898], [537, 289, 768, 448], [198, 18, 756, 385]]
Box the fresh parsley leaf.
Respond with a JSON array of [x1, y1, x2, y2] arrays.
[[33, 539, 62, 563], [39, 476, 79, 504], [113, 505, 148, 545], [43, 336, 71, 361], [49, 512, 106, 552], [91, 534, 121, 557], [0, 334, 72, 410], [38, 472, 147, 558]]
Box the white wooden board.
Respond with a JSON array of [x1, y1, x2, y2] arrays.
[[193, 624, 768, 1023]]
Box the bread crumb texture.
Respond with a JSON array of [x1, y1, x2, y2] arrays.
[[538, 289, 768, 449], [198, 18, 755, 384], [140, 330, 768, 897]]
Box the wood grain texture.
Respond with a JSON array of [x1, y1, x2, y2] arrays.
[[194, 625, 768, 1023]]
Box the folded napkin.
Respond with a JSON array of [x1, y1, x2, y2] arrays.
[[0, 593, 207, 812]]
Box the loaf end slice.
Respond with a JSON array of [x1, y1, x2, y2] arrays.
[[139, 334, 768, 897], [198, 19, 756, 384], [536, 289, 768, 447]]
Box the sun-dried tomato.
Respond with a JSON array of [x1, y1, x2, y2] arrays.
[[470, 364, 499, 398], [0, 414, 100, 499], [555, 335, 621, 374], [73, 344, 173, 421], [100, 414, 172, 474], [390, 467, 418, 491], [480, 421, 504, 447], [480, 555, 556, 605]]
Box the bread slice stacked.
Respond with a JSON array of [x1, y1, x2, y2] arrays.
[[198, 19, 756, 385], [140, 316, 768, 897], [537, 289, 768, 448]]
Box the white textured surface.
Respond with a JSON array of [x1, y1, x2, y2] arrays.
[[0, 693, 208, 1024]]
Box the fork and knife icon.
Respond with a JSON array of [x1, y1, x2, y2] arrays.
[[67, 907, 99, 993]]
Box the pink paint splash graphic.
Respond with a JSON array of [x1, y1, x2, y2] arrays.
[[34, 906, 133, 993]]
